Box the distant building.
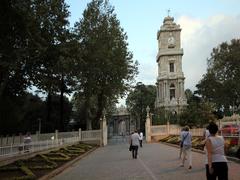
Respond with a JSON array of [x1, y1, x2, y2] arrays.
[[108, 106, 135, 137], [155, 16, 187, 114]]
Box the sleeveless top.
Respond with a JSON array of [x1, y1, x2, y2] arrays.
[[205, 136, 227, 164]]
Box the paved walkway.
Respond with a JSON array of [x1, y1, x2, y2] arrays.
[[52, 140, 240, 180]]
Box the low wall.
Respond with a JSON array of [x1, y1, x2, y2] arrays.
[[150, 124, 204, 141]]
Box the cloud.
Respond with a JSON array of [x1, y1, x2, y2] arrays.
[[177, 14, 240, 91]]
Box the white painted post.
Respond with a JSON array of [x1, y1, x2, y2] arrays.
[[10, 143, 13, 156], [55, 130, 59, 145], [100, 118, 103, 146], [79, 128, 82, 141]]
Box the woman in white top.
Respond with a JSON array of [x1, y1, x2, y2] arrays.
[[206, 122, 228, 180]]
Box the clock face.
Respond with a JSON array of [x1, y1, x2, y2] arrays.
[[168, 37, 174, 44], [168, 33, 175, 47]]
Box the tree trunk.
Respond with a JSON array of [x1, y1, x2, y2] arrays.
[[94, 92, 104, 129], [85, 98, 92, 130], [86, 116, 92, 130]]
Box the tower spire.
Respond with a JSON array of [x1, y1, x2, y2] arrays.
[[167, 9, 171, 17]]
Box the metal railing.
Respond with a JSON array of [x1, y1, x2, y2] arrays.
[[82, 130, 101, 140], [0, 136, 79, 158], [0, 129, 101, 158]]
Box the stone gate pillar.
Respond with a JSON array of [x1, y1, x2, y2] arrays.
[[100, 112, 108, 146], [145, 106, 151, 143]]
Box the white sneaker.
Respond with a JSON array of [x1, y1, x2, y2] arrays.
[[179, 164, 184, 167]]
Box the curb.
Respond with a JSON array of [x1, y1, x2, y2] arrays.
[[160, 142, 240, 163], [39, 146, 99, 180]]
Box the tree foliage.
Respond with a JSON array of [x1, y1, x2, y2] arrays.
[[126, 82, 156, 132], [178, 89, 216, 127], [195, 39, 240, 115], [0, 0, 138, 134], [0, 0, 74, 134], [73, 0, 138, 129], [0, 0, 35, 97]]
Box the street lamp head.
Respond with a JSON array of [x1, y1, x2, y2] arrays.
[[102, 109, 106, 116], [146, 106, 150, 113]]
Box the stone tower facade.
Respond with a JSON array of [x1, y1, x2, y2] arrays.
[[155, 16, 187, 114]]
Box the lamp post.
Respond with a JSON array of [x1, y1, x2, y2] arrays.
[[146, 106, 150, 118], [38, 118, 41, 134]]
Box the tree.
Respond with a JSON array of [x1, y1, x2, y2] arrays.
[[195, 39, 240, 115], [0, 0, 77, 133], [74, 0, 138, 129], [29, 0, 74, 131], [0, 0, 46, 134], [0, 0, 37, 98], [72, 91, 117, 130], [126, 82, 156, 132], [178, 89, 216, 127]]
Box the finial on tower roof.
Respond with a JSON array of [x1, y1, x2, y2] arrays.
[[167, 9, 171, 17]]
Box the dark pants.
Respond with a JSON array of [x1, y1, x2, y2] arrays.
[[139, 140, 143, 147], [132, 145, 138, 159], [206, 162, 228, 180]]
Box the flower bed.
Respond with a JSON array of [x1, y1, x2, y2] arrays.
[[160, 135, 204, 150], [0, 143, 98, 179], [160, 135, 240, 159]]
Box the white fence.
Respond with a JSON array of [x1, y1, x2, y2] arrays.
[[0, 129, 101, 158], [0, 136, 79, 158], [150, 124, 240, 138], [82, 130, 101, 141], [0, 129, 100, 146], [150, 124, 204, 137]]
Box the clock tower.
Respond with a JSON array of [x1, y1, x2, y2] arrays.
[[155, 16, 187, 114]]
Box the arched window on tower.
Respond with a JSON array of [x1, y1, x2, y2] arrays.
[[169, 63, 174, 72], [170, 84, 175, 100]]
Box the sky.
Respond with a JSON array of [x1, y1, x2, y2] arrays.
[[65, 0, 240, 105]]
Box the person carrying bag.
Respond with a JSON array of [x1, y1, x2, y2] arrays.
[[180, 126, 192, 169]]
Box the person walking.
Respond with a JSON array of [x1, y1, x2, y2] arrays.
[[205, 122, 228, 180], [23, 132, 32, 152], [179, 127, 185, 159], [130, 130, 140, 159], [180, 126, 192, 169], [139, 131, 143, 147]]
